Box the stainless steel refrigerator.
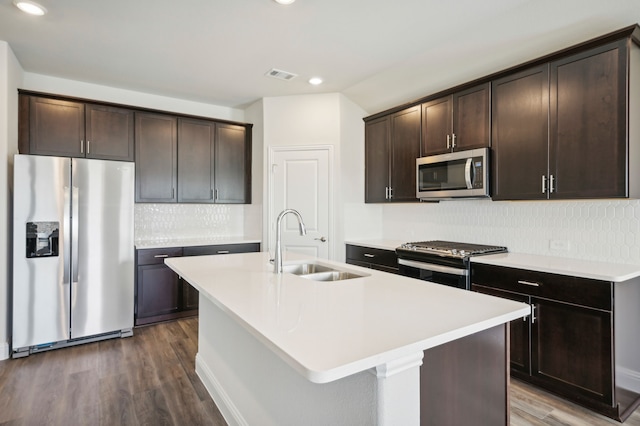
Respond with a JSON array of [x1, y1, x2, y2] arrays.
[[13, 154, 135, 357]]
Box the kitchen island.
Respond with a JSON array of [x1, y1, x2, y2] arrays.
[[165, 251, 530, 425]]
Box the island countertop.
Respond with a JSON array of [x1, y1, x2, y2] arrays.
[[165, 251, 530, 384]]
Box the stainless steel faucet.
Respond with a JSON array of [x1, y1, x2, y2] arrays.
[[274, 209, 306, 273]]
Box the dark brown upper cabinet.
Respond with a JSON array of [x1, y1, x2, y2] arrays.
[[549, 40, 628, 199], [19, 95, 134, 161], [365, 115, 390, 203], [492, 65, 550, 201], [365, 105, 420, 203], [177, 118, 215, 203], [421, 83, 490, 156], [215, 123, 251, 204], [177, 120, 251, 204], [84, 104, 135, 161], [18, 90, 253, 204], [135, 112, 178, 203], [493, 39, 635, 200]]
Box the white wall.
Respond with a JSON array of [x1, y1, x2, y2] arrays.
[[261, 94, 341, 256], [244, 99, 265, 242], [339, 95, 383, 257], [259, 93, 372, 260], [0, 41, 23, 360]]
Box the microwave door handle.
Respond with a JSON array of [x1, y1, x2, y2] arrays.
[[464, 158, 473, 189]]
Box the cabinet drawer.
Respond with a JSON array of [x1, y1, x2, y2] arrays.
[[183, 242, 260, 256], [136, 247, 183, 265], [471, 264, 612, 311], [346, 245, 397, 269]]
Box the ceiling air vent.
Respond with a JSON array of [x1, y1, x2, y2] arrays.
[[265, 68, 298, 81]]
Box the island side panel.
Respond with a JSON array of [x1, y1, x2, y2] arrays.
[[420, 324, 509, 426], [195, 294, 377, 426]]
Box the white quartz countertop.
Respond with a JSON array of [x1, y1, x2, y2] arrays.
[[165, 251, 530, 384], [344, 239, 404, 251], [472, 252, 640, 282], [135, 236, 261, 250]]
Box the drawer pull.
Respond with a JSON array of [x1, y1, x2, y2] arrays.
[[363, 253, 375, 258], [518, 280, 540, 287], [154, 254, 169, 258], [217, 250, 230, 254]]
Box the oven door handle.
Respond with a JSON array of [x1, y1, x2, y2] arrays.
[[398, 258, 469, 276]]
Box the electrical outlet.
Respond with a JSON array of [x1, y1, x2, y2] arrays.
[[549, 239, 570, 251]]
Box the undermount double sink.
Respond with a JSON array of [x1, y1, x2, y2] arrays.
[[282, 263, 368, 282]]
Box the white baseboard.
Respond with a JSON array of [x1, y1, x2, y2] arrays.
[[0, 341, 9, 360], [618, 367, 640, 393], [195, 353, 248, 426]]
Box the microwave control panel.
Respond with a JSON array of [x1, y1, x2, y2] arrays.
[[471, 157, 484, 189]]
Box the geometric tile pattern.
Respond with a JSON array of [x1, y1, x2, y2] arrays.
[[134, 203, 245, 243], [381, 199, 640, 265]]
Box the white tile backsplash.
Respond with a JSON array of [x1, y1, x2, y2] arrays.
[[381, 199, 640, 265], [135, 203, 252, 242]]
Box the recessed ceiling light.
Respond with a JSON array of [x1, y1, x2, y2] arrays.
[[13, 0, 47, 15], [309, 77, 323, 86], [273, 0, 296, 4]]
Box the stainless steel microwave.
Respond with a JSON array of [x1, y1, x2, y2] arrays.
[[416, 148, 489, 200]]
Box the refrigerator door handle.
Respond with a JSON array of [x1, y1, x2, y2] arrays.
[[71, 186, 79, 284], [63, 185, 72, 284]]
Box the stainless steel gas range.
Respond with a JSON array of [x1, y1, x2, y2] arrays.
[[395, 240, 507, 290]]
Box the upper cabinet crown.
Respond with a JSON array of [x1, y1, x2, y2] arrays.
[[19, 95, 135, 161], [421, 83, 490, 156]]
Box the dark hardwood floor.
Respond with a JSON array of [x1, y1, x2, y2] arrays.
[[1, 317, 639, 425], [0, 317, 225, 425]]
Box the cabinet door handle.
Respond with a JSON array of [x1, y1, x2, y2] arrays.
[[385, 186, 389, 199], [364, 253, 375, 258], [154, 254, 169, 258], [216, 250, 230, 254], [550, 174, 555, 193], [446, 135, 451, 149], [531, 304, 537, 324], [389, 187, 393, 199], [87, 140, 90, 154], [210, 189, 214, 200], [541, 175, 547, 194], [80, 140, 84, 154], [518, 280, 540, 287], [452, 133, 456, 148]]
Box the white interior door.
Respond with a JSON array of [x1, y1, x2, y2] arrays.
[[269, 146, 332, 259]]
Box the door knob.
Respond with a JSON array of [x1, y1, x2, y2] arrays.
[[314, 236, 327, 242]]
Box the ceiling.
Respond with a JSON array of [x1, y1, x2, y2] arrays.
[[1, 0, 639, 115]]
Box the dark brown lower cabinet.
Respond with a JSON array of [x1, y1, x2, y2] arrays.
[[135, 242, 260, 326], [345, 244, 398, 274], [421, 324, 508, 426], [471, 263, 640, 422], [135, 247, 185, 326]]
